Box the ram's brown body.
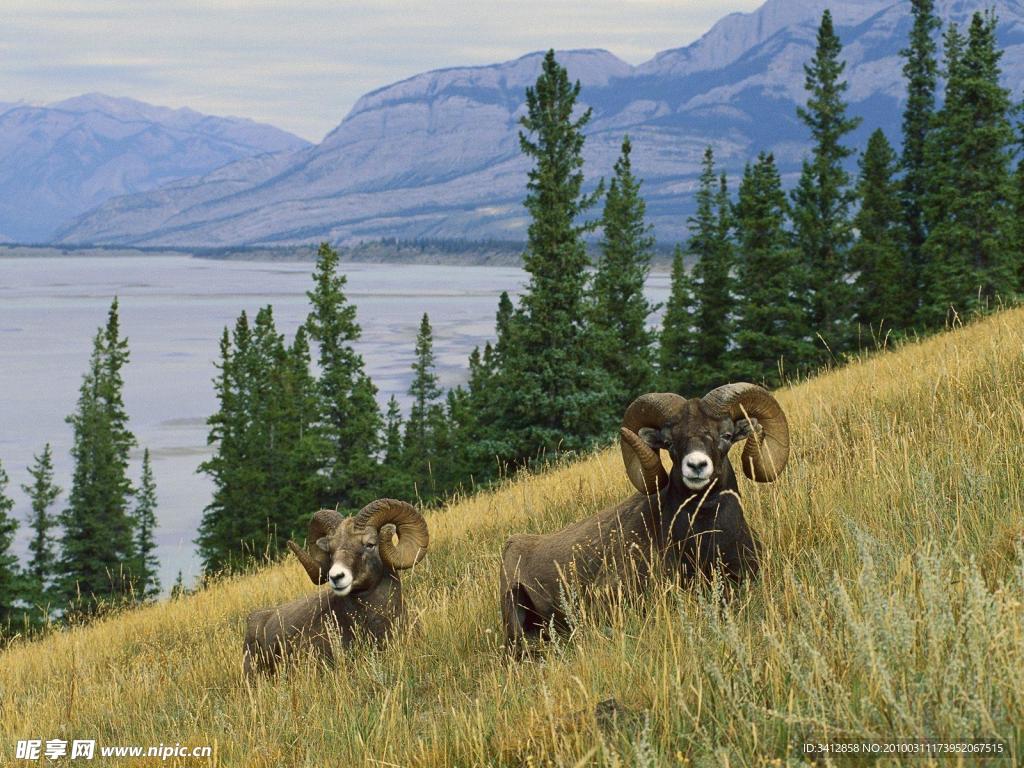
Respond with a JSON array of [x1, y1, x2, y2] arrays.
[[243, 572, 403, 675], [242, 499, 428, 676], [500, 385, 789, 650], [501, 494, 660, 639]]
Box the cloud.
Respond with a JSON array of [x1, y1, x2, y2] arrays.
[[0, 0, 763, 141]]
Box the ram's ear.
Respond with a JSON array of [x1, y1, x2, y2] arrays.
[[315, 536, 332, 553], [638, 426, 671, 451], [733, 417, 762, 442]]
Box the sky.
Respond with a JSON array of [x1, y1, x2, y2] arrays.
[[2, 0, 765, 142]]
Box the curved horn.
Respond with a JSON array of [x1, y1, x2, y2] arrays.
[[287, 508, 343, 584], [353, 498, 429, 570], [701, 383, 789, 482], [620, 393, 685, 495]]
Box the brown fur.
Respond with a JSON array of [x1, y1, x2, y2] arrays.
[[243, 518, 406, 676], [500, 398, 765, 652]]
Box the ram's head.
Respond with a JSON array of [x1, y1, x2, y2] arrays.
[[287, 499, 429, 595], [619, 383, 790, 495]]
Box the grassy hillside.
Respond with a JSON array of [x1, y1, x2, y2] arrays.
[[3, 309, 1024, 766]]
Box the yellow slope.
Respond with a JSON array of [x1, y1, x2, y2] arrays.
[[3, 309, 1023, 766]]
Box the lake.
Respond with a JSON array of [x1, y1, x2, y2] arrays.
[[0, 256, 670, 591]]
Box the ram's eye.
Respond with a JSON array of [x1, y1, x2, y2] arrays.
[[721, 432, 733, 442], [365, 541, 376, 550]]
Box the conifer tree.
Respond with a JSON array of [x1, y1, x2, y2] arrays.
[[446, 290, 519, 488], [380, 396, 412, 499], [732, 153, 812, 386], [20, 444, 61, 611], [404, 313, 444, 496], [481, 292, 516, 445], [241, 308, 317, 559], [850, 130, 907, 337], [447, 345, 501, 484], [435, 387, 471, 493], [239, 307, 288, 553], [60, 299, 138, 612], [197, 312, 321, 572], [133, 449, 160, 600], [900, 0, 940, 320], [306, 243, 382, 511], [589, 135, 656, 411], [495, 50, 607, 462], [659, 246, 698, 394], [792, 10, 861, 361], [383, 396, 405, 467], [197, 322, 250, 572], [0, 459, 21, 631], [689, 149, 735, 392], [277, 325, 324, 531], [922, 13, 1017, 323]]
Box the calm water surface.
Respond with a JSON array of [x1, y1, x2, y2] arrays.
[[0, 256, 669, 590]]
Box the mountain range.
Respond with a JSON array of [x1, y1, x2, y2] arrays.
[[0, 94, 309, 242], [11, 0, 1024, 247]]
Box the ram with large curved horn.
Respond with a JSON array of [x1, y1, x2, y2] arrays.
[[244, 499, 430, 675], [501, 384, 788, 652]]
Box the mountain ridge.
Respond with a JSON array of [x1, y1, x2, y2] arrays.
[[0, 94, 310, 243], [41, 0, 1024, 246]]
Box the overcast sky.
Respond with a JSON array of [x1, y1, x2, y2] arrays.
[[3, 1, 764, 142]]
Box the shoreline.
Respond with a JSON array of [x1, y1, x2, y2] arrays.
[[0, 241, 679, 269]]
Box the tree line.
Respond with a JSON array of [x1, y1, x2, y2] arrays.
[[1, 3, 1021, 623], [0, 299, 161, 635]]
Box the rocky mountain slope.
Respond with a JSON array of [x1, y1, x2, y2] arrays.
[[0, 94, 310, 242], [51, 0, 1024, 246]]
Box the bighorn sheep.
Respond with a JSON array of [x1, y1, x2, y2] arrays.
[[243, 498, 429, 675], [500, 383, 789, 649]]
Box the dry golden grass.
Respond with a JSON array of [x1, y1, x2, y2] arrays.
[[3, 309, 1024, 766]]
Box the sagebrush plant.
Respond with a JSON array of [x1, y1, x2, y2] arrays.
[[2, 309, 1024, 766]]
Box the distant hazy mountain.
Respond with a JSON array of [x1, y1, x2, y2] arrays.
[[54, 0, 1024, 247], [0, 94, 310, 242]]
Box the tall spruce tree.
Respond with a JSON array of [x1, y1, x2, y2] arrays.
[[921, 13, 1017, 324], [238, 307, 288, 556], [277, 325, 324, 533], [404, 313, 444, 497], [496, 50, 607, 462], [380, 396, 412, 499], [197, 312, 321, 572], [306, 243, 382, 511], [919, 22, 966, 327], [0, 459, 21, 631], [446, 292, 518, 487], [689, 149, 735, 392], [60, 299, 138, 612], [900, 0, 940, 322], [850, 130, 907, 338], [659, 246, 699, 394], [197, 322, 250, 572], [589, 135, 656, 412], [382, 396, 405, 467], [21, 444, 61, 611], [133, 449, 160, 600], [791, 10, 861, 362], [732, 153, 812, 386]]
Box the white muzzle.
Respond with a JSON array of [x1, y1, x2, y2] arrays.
[[681, 450, 714, 490], [328, 564, 353, 596]]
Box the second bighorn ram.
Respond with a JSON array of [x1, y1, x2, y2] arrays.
[[500, 383, 789, 648], [244, 498, 429, 675]]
